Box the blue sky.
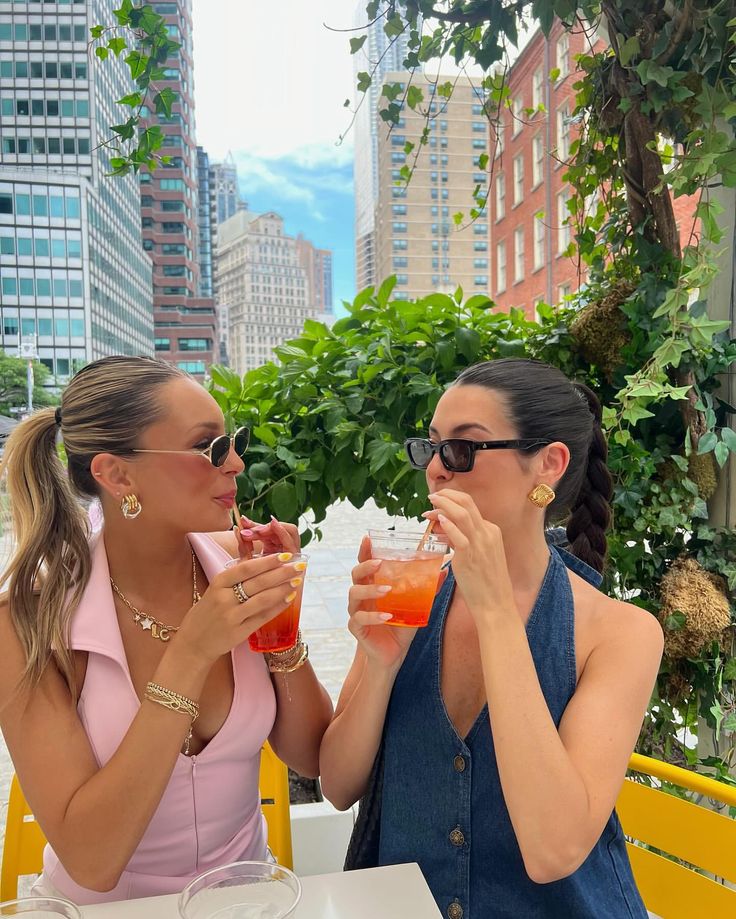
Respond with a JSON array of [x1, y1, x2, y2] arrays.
[[192, 0, 357, 316]]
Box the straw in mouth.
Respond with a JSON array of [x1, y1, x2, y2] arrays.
[[232, 503, 244, 531]]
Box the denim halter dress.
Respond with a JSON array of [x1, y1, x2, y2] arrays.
[[377, 545, 648, 919]]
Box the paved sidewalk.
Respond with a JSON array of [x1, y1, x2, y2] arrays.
[[0, 499, 398, 856]]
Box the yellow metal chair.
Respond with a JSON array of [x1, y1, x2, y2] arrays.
[[259, 741, 293, 869], [618, 752, 736, 918], [0, 773, 46, 901], [1, 743, 293, 899]]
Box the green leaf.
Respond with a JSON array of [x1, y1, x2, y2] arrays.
[[349, 35, 367, 55], [95, 46, 109, 61], [724, 659, 736, 681], [107, 36, 127, 56], [90, 24, 105, 39], [715, 441, 730, 467], [268, 481, 297, 520], [636, 59, 675, 88], [154, 87, 176, 117], [407, 85, 424, 110], [357, 71, 372, 93], [253, 424, 277, 448], [248, 462, 272, 483], [118, 91, 143, 108], [664, 610, 686, 631], [618, 36, 640, 67], [377, 275, 397, 307], [722, 428, 736, 452], [455, 327, 481, 362], [697, 432, 718, 454]]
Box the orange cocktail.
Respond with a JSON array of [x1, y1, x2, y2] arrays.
[[248, 553, 308, 652], [369, 530, 449, 627]]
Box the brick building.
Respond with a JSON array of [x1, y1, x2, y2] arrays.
[[490, 21, 697, 317]]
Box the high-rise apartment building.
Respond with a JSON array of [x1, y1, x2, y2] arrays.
[[296, 234, 333, 315], [490, 20, 697, 316], [375, 73, 491, 300], [215, 209, 330, 375], [142, 0, 216, 378], [352, 2, 414, 292], [210, 153, 241, 227], [0, 0, 153, 382], [196, 145, 213, 299]]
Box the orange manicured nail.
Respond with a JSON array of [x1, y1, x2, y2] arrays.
[[285, 591, 297, 603], [293, 561, 307, 572], [277, 552, 293, 562], [290, 577, 303, 588]]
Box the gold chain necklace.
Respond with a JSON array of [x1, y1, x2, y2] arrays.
[[110, 550, 202, 643]]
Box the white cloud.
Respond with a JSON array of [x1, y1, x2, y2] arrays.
[[192, 0, 359, 162]]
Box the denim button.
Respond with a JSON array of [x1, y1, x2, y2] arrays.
[[453, 754, 466, 772], [449, 827, 465, 846], [447, 901, 463, 919]]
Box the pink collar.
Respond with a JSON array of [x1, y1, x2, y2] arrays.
[[68, 531, 233, 665]]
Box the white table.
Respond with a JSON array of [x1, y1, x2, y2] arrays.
[[79, 863, 442, 918]]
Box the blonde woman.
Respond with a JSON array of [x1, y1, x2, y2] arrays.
[[0, 356, 332, 904]]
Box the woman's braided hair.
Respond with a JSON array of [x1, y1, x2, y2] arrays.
[[454, 359, 613, 573]]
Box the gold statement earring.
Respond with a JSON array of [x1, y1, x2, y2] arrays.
[[528, 484, 555, 509], [121, 494, 142, 519]]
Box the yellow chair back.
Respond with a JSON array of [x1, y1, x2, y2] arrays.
[[618, 752, 736, 918], [0, 773, 46, 901], [259, 742, 293, 869], [0, 744, 293, 898]]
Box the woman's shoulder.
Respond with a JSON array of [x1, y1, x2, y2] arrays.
[[202, 529, 238, 558]]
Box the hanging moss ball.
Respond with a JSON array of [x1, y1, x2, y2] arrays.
[[658, 557, 732, 660], [570, 279, 636, 379]]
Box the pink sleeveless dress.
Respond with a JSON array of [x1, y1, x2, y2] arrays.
[[40, 531, 277, 904]]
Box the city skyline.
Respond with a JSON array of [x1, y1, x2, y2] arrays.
[[191, 0, 355, 316]]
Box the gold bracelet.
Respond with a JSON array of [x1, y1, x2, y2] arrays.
[[265, 630, 309, 673], [144, 681, 199, 756]]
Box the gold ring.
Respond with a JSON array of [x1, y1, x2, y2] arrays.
[[233, 581, 249, 604]]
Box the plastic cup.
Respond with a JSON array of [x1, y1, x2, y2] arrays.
[[0, 898, 82, 918], [178, 860, 302, 919], [248, 554, 308, 653], [368, 529, 450, 627]]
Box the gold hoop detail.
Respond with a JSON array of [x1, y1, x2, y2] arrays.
[[121, 494, 142, 519], [528, 484, 555, 509]]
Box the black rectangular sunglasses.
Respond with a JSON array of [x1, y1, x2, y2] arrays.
[[404, 437, 551, 473]]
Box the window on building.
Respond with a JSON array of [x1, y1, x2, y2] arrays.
[[557, 105, 571, 161], [513, 156, 524, 206], [1, 278, 18, 296], [496, 240, 506, 293], [495, 119, 504, 157], [3, 314, 19, 334], [177, 361, 206, 374], [512, 97, 523, 136], [69, 279, 82, 298], [557, 33, 569, 79], [559, 283, 572, 301], [392, 223, 407, 234], [514, 227, 525, 283], [0, 194, 12, 215], [472, 138, 486, 149], [534, 216, 545, 269], [532, 134, 544, 187], [0, 237, 13, 255], [392, 204, 407, 215], [36, 280, 51, 298], [474, 223, 488, 236], [49, 195, 65, 218], [495, 174, 505, 221], [154, 338, 171, 351], [47, 99, 59, 116], [179, 338, 211, 351], [532, 67, 544, 110], [557, 191, 571, 253], [474, 275, 488, 286], [473, 240, 488, 252]]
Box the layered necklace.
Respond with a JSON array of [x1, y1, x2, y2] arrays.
[[109, 549, 202, 643]]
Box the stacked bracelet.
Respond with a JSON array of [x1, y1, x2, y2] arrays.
[[144, 681, 199, 756], [265, 629, 309, 673]]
